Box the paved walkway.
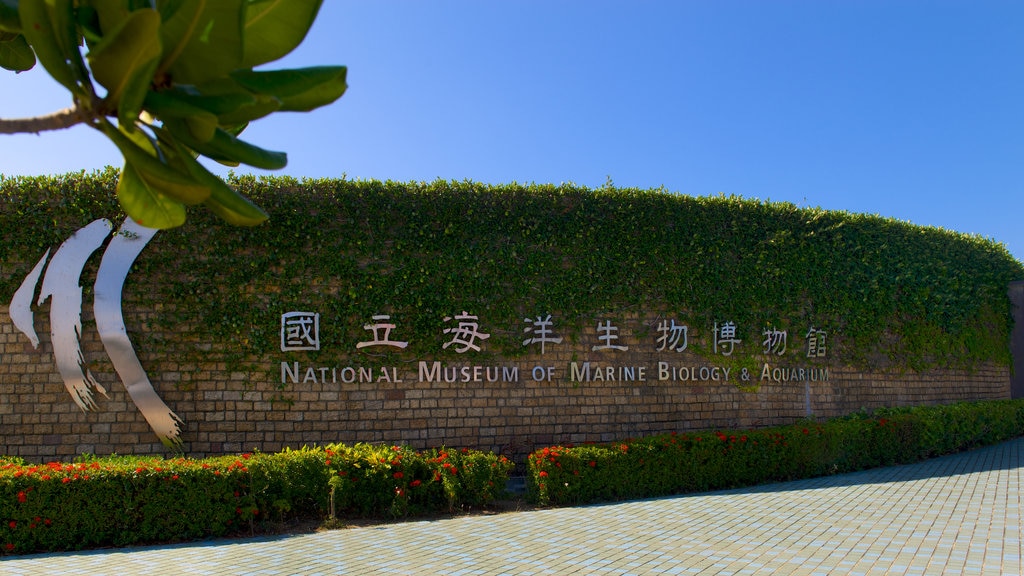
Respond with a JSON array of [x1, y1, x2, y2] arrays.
[[3, 438, 1022, 575]]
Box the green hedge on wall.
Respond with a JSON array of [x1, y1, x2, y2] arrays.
[[1, 169, 1020, 372]]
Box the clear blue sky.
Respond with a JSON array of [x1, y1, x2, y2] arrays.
[[2, 1, 1022, 260]]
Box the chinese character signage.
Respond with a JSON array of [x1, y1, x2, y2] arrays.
[[356, 314, 408, 349], [281, 311, 320, 351], [443, 312, 490, 352], [277, 310, 831, 387], [522, 315, 563, 354]]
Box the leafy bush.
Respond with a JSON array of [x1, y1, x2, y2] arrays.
[[325, 444, 512, 518], [0, 444, 512, 555], [527, 399, 1024, 506], [2, 172, 1020, 371]]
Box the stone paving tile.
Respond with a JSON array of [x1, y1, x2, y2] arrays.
[[2, 437, 1022, 575]]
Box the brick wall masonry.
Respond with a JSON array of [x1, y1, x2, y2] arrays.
[[0, 305, 1010, 464]]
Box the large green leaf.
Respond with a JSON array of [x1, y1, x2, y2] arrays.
[[157, 0, 245, 85], [89, 0, 129, 34], [88, 0, 158, 40], [189, 77, 278, 124], [18, 0, 82, 93], [48, 0, 92, 90], [207, 92, 279, 125], [149, 83, 254, 115], [117, 161, 187, 229], [151, 80, 281, 125], [241, 0, 322, 68], [76, 3, 103, 46], [162, 136, 268, 225], [202, 180, 269, 226], [98, 120, 212, 204], [0, 0, 20, 33], [165, 117, 287, 170], [230, 66, 347, 112], [0, 32, 35, 71], [87, 9, 162, 129], [210, 94, 280, 124], [143, 89, 220, 141]]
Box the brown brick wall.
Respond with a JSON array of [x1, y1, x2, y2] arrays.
[[0, 306, 1011, 463]]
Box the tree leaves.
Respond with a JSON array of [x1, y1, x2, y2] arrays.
[[117, 162, 187, 229], [18, 0, 90, 94], [86, 8, 161, 129], [242, 0, 322, 68], [163, 117, 287, 170], [0, 0, 21, 33], [0, 31, 34, 72], [98, 119, 211, 205], [157, 0, 245, 85], [230, 66, 347, 112], [4, 0, 339, 229]]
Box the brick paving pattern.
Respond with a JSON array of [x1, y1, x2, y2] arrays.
[[3, 437, 1021, 575]]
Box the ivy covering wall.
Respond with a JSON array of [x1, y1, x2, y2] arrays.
[[1, 169, 1021, 372]]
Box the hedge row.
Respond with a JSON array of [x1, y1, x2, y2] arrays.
[[0, 444, 513, 555], [527, 399, 1024, 506], [2, 170, 1021, 372], [2, 400, 1021, 554]]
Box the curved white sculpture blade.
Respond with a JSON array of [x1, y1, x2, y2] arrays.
[[95, 218, 184, 448], [9, 249, 50, 349], [38, 219, 113, 411]]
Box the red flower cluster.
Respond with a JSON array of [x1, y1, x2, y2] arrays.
[[226, 460, 249, 473]]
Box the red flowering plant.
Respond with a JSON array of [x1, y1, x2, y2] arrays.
[[323, 443, 512, 518], [0, 442, 515, 555], [0, 449, 328, 555], [325, 444, 429, 517], [527, 399, 1024, 507], [446, 447, 513, 508]]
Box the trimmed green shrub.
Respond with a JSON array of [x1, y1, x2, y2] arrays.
[[0, 444, 512, 555], [527, 399, 1024, 506], [325, 444, 512, 518]]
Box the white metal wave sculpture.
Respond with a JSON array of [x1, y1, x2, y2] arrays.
[[9, 217, 183, 448]]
